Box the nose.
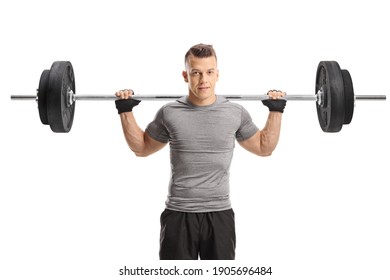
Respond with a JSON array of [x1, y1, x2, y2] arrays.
[[199, 73, 208, 83]]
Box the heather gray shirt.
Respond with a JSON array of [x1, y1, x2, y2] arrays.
[[146, 95, 259, 212]]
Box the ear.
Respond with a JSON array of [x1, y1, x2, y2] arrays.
[[182, 71, 188, 83], [216, 69, 219, 81]]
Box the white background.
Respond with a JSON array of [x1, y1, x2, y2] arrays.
[[1, 0, 389, 279]]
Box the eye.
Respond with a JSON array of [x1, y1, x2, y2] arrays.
[[207, 70, 214, 75], [191, 71, 200, 76]]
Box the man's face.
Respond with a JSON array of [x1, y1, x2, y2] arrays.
[[182, 55, 219, 105]]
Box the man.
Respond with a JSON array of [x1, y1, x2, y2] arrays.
[[115, 44, 286, 260]]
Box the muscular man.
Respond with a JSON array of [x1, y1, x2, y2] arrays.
[[115, 44, 286, 260]]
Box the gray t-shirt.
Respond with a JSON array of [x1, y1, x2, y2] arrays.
[[146, 95, 259, 212]]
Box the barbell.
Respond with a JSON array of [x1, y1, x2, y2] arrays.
[[10, 61, 386, 133]]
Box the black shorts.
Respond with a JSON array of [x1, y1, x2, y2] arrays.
[[159, 208, 236, 260]]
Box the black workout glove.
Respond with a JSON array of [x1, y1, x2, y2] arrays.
[[262, 99, 287, 113], [115, 98, 141, 114]]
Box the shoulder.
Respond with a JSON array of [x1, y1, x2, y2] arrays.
[[154, 98, 187, 120], [158, 98, 186, 111], [217, 95, 245, 111]]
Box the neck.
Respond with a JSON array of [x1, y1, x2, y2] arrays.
[[188, 93, 217, 106]]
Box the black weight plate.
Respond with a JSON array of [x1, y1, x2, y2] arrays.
[[38, 70, 50, 125], [47, 61, 76, 133], [315, 61, 345, 132], [341, 69, 354, 125]]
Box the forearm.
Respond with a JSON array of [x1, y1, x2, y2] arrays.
[[119, 112, 148, 156], [259, 112, 283, 155]]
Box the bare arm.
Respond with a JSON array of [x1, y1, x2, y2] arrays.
[[239, 111, 282, 156], [119, 112, 167, 157], [115, 89, 167, 157], [238, 90, 286, 156]]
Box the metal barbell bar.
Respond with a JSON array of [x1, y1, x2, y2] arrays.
[[9, 60, 387, 133], [10, 92, 387, 102]]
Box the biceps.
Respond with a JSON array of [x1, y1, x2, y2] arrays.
[[238, 131, 260, 153], [238, 130, 271, 157], [144, 132, 167, 156]]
